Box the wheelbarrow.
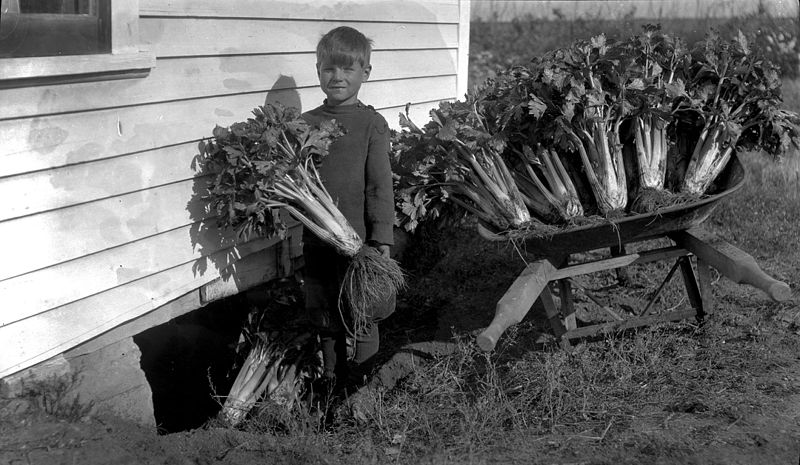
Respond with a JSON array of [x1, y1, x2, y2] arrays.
[[476, 154, 792, 351]]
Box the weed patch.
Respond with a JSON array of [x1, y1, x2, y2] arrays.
[[18, 372, 94, 422]]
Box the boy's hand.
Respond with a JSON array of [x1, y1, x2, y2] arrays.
[[373, 244, 390, 258]]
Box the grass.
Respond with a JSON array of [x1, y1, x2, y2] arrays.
[[345, 300, 796, 463]]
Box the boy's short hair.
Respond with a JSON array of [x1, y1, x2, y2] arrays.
[[316, 26, 373, 67]]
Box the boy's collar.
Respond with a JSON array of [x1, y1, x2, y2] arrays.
[[323, 99, 363, 109]]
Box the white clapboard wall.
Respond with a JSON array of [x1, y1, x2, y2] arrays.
[[0, 0, 471, 378]]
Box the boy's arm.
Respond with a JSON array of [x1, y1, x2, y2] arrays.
[[364, 114, 395, 247]]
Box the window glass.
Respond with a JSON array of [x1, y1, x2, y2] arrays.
[[0, 0, 111, 58]]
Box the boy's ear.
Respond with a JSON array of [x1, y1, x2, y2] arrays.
[[362, 64, 372, 81], [315, 62, 321, 76]]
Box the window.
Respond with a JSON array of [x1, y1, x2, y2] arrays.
[[0, 0, 154, 87], [1, 0, 111, 58]]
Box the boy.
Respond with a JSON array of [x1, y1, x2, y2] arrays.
[[301, 26, 395, 391]]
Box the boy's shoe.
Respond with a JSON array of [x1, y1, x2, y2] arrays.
[[346, 361, 370, 389]]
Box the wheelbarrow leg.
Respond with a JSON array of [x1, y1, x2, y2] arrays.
[[678, 255, 706, 323], [550, 254, 577, 331], [540, 285, 571, 349], [557, 278, 577, 331], [696, 258, 714, 315], [610, 244, 631, 286]]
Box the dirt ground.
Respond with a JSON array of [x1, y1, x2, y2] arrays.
[[2, 223, 800, 464]]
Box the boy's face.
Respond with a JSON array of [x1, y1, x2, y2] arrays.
[[316, 57, 371, 106]]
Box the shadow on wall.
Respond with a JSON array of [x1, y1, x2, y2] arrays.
[[265, 74, 303, 111], [187, 76, 303, 284]]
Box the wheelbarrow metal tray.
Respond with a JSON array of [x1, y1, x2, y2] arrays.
[[523, 154, 746, 255]]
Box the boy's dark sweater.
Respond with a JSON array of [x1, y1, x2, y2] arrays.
[[302, 101, 394, 247]]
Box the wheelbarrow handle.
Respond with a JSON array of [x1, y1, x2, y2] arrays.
[[671, 228, 792, 302], [477, 259, 556, 351]]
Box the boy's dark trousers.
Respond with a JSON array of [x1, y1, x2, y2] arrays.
[[302, 242, 395, 383]]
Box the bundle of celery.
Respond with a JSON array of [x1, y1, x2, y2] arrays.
[[552, 34, 630, 216], [223, 329, 320, 426], [474, 34, 632, 219], [676, 29, 800, 195], [622, 25, 689, 210], [476, 66, 584, 223], [221, 281, 321, 426], [201, 103, 404, 322], [392, 99, 536, 237]]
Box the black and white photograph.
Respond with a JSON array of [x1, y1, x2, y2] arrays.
[[1, 0, 799, 463]]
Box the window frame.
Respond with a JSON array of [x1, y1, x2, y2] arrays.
[[0, 1, 154, 88]]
